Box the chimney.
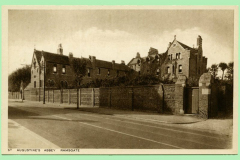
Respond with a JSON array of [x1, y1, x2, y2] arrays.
[[121, 60, 125, 65], [89, 55, 96, 69], [57, 44, 63, 55], [174, 35, 176, 40], [136, 52, 140, 58], [112, 60, 115, 70], [197, 35, 202, 49], [69, 52, 73, 62]]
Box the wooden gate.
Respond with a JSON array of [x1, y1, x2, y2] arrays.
[[186, 87, 199, 114]]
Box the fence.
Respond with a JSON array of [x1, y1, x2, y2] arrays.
[[8, 74, 221, 118], [9, 84, 175, 113]]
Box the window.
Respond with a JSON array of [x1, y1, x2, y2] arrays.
[[179, 65, 182, 73], [176, 53, 178, 59], [172, 65, 175, 74], [167, 67, 170, 74], [62, 65, 66, 74], [179, 53, 181, 59], [34, 75, 36, 78], [171, 54, 172, 60], [88, 68, 90, 77], [168, 55, 171, 60], [53, 64, 57, 73], [65, 81, 68, 88], [40, 80, 42, 87], [108, 69, 110, 76], [34, 81, 36, 88], [98, 68, 101, 74], [156, 69, 160, 75], [51, 80, 54, 87], [61, 81, 64, 88], [117, 70, 119, 77], [33, 60, 36, 69], [37, 68, 38, 73]]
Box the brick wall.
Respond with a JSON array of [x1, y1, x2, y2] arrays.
[[99, 85, 164, 112], [162, 84, 175, 113]]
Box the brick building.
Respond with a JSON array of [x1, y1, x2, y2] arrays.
[[127, 35, 208, 81], [26, 44, 130, 90]]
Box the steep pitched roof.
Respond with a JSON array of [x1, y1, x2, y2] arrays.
[[34, 50, 70, 65], [177, 41, 198, 53]]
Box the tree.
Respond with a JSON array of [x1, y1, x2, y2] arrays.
[[208, 64, 218, 79], [71, 58, 87, 108], [218, 62, 228, 80], [226, 62, 234, 81], [8, 65, 31, 92]]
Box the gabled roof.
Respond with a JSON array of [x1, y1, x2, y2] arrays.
[[34, 50, 70, 65], [177, 41, 198, 53]]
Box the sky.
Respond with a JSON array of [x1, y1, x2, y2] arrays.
[[8, 9, 234, 74]]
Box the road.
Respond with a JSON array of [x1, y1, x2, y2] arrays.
[[8, 101, 232, 149]]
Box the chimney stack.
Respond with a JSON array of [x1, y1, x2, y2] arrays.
[[121, 60, 125, 65], [89, 55, 96, 69], [112, 60, 115, 69], [136, 52, 140, 58], [57, 44, 63, 55], [197, 35, 202, 49]]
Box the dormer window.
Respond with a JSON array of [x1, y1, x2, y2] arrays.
[[53, 64, 57, 73], [62, 65, 66, 74]]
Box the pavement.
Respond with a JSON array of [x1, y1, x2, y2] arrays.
[[8, 119, 60, 148], [8, 99, 233, 149]]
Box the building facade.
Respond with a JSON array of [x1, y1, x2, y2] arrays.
[[127, 35, 208, 81], [26, 44, 130, 90]]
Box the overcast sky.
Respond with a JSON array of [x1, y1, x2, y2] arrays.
[[8, 9, 234, 74]]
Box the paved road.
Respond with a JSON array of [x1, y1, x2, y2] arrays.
[[8, 101, 232, 149]]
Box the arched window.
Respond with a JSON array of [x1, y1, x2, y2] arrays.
[[179, 65, 182, 73]]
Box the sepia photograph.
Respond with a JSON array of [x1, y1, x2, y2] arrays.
[[1, 5, 238, 154]]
